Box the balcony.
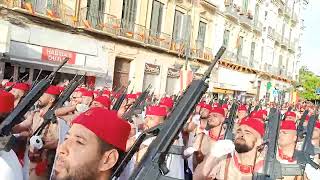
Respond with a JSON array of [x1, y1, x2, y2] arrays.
[[200, 0, 219, 11], [288, 41, 296, 52], [239, 14, 253, 30], [267, 27, 275, 40], [291, 12, 298, 25], [284, 6, 292, 18], [274, 32, 281, 45], [222, 50, 237, 62], [253, 21, 263, 34], [236, 55, 249, 67], [281, 38, 289, 49], [224, 4, 240, 22]]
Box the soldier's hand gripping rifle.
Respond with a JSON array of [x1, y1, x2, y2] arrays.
[[122, 84, 152, 123], [5, 73, 29, 92], [32, 74, 85, 138], [0, 58, 69, 151], [128, 46, 226, 180], [112, 81, 131, 111]]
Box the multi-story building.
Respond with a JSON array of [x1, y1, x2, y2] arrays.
[[0, 0, 307, 103]]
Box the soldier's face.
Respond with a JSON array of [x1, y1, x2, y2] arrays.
[[9, 88, 24, 100], [200, 108, 210, 118], [278, 130, 297, 147], [90, 101, 104, 108], [207, 113, 224, 127], [144, 115, 164, 130], [238, 110, 247, 120], [82, 96, 93, 106], [54, 124, 117, 180], [234, 125, 259, 153], [38, 93, 54, 108]]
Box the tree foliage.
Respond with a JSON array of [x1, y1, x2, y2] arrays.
[[299, 66, 320, 100]]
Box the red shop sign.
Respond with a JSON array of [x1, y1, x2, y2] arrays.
[[41, 47, 76, 64]]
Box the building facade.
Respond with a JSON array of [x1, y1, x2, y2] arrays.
[[0, 0, 307, 103]]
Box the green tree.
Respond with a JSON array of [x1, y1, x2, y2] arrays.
[[299, 66, 320, 100]]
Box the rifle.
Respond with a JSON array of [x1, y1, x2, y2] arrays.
[[128, 46, 226, 180], [0, 58, 68, 152], [32, 74, 85, 137], [5, 73, 29, 92], [122, 84, 152, 122], [31, 69, 43, 90], [112, 81, 131, 111], [253, 108, 283, 180], [294, 113, 320, 170], [223, 102, 238, 140], [110, 85, 124, 103], [296, 110, 309, 139]]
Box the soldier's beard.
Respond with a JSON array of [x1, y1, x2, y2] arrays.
[[234, 138, 254, 153], [53, 159, 99, 180]]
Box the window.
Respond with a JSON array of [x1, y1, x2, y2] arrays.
[[150, 0, 164, 36], [172, 10, 184, 41], [197, 21, 206, 49], [223, 30, 230, 47], [250, 42, 255, 62], [278, 55, 283, 68], [254, 5, 259, 25], [33, 0, 61, 17], [237, 36, 244, 57], [242, 0, 249, 13], [121, 0, 138, 30], [86, 0, 105, 28]]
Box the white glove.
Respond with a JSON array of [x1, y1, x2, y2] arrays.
[[184, 147, 196, 157], [210, 139, 235, 158], [192, 114, 201, 126], [76, 104, 89, 113], [305, 163, 320, 180], [30, 135, 43, 150]]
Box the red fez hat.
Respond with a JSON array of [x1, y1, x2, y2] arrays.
[[13, 83, 30, 91], [5, 82, 14, 87], [285, 111, 296, 118], [136, 92, 142, 96], [57, 86, 65, 92], [211, 107, 225, 117], [102, 90, 111, 96], [240, 117, 265, 137], [305, 115, 310, 122], [198, 101, 206, 107], [160, 97, 174, 108], [260, 109, 268, 117], [94, 96, 111, 109], [315, 121, 320, 129], [45, 85, 62, 96], [72, 108, 130, 151], [82, 90, 94, 98], [212, 102, 219, 108], [0, 90, 14, 113], [75, 87, 86, 93], [126, 94, 137, 99], [146, 106, 167, 117], [201, 103, 212, 111], [238, 105, 247, 112], [280, 121, 296, 131], [222, 104, 228, 110]]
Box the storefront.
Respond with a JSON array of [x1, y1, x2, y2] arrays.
[[0, 21, 109, 87]]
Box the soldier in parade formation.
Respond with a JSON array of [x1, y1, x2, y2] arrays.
[[1, 58, 320, 180]]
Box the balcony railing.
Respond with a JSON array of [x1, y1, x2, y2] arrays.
[[239, 15, 253, 29], [281, 38, 289, 48], [0, 1, 218, 60], [253, 21, 263, 34], [224, 4, 240, 22]]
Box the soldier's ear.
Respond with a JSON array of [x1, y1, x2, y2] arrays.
[[98, 148, 119, 172]]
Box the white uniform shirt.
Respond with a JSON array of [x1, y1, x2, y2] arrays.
[[0, 150, 23, 180]]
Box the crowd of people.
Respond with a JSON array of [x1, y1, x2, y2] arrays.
[[0, 79, 320, 180]]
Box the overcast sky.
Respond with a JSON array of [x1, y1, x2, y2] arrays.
[[300, 0, 320, 75]]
